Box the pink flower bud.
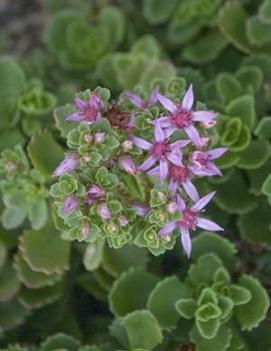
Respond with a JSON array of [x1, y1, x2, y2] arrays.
[[52, 152, 80, 177], [121, 140, 133, 152], [81, 223, 89, 238], [97, 203, 111, 220], [167, 202, 178, 214], [119, 156, 137, 175], [4, 162, 17, 173], [84, 133, 93, 143], [63, 196, 80, 215], [95, 132, 105, 143], [118, 215, 128, 226], [200, 120, 217, 129]]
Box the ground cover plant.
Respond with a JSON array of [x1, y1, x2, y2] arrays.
[[0, 0, 271, 350]]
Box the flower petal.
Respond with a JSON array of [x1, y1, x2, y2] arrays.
[[207, 147, 228, 160], [66, 112, 84, 121], [206, 163, 223, 176], [197, 217, 224, 231], [147, 165, 160, 177], [126, 92, 146, 108], [150, 86, 160, 104], [182, 180, 199, 202], [74, 97, 86, 110], [181, 84, 194, 111], [139, 155, 157, 171], [167, 151, 182, 166], [159, 221, 177, 236], [184, 125, 202, 147], [170, 139, 191, 150], [169, 179, 178, 194], [180, 226, 192, 257], [192, 111, 217, 122], [151, 116, 171, 128], [191, 191, 216, 212], [133, 137, 152, 150], [154, 122, 165, 143], [177, 195, 186, 212], [159, 159, 168, 180], [89, 94, 100, 109], [157, 93, 177, 113]]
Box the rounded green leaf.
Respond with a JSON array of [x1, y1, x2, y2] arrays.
[[226, 95, 255, 130], [191, 324, 232, 351], [0, 260, 20, 302], [1, 206, 28, 230], [109, 268, 159, 317], [235, 275, 269, 331], [259, 0, 271, 24], [0, 298, 29, 331], [41, 333, 81, 351], [147, 276, 191, 328], [143, 0, 178, 24], [238, 140, 270, 170], [28, 200, 48, 230], [83, 239, 105, 272], [122, 310, 162, 350]]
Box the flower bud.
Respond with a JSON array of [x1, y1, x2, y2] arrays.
[[97, 203, 111, 220], [95, 132, 105, 144], [119, 156, 137, 175], [121, 140, 133, 152]]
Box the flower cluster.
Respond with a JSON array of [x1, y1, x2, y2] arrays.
[[51, 85, 227, 256]]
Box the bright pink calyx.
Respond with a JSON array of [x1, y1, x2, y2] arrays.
[[179, 209, 197, 230], [169, 165, 189, 182], [172, 108, 192, 128], [152, 142, 170, 158]]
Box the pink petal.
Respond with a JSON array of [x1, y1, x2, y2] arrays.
[[66, 112, 84, 121], [74, 97, 86, 110], [159, 159, 168, 181], [169, 179, 178, 194], [180, 226, 192, 257], [184, 125, 202, 147], [139, 155, 157, 171], [191, 191, 216, 212], [133, 137, 152, 150], [197, 217, 224, 231], [147, 165, 160, 177], [164, 126, 177, 138], [157, 93, 177, 113], [150, 86, 160, 104], [177, 195, 186, 212], [182, 180, 199, 202], [89, 94, 100, 109], [192, 111, 217, 122], [151, 116, 171, 128], [167, 151, 182, 166], [126, 92, 146, 109], [181, 84, 194, 111], [206, 163, 223, 176], [207, 148, 228, 160], [154, 122, 165, 143], [170, 139, 191, 150], [159, 221, 177, 236]]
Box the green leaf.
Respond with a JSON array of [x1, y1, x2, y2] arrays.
[[191, 232, 236, 271], [262, 174, 271, 196], [27, 131, 64, 177], [19, 282, 63, 309], [259, 0, 271, 24], [182, 30, 228, 65], [191, 324, 232, 351], [41, 333, 81, 351], [235, 275, 269, 331], [238, 140, 270, 170], [188, 253, 223, 286], [14, 254, 62, 289], [216, 73, 242, 105], [122, 310, 162, 350], [229, 285, 251, 306], [109, 268, 159, 317], [28, 199, 48, 230], [238, 201, 271, 244], [83, 239, 105, 272], [196, 316, 220, 339], [244, 321, 271, 351], [131, 35, 161, 59], [218, 1, 251, 53], [143, 0, 178, 24], [246, 15, 271, 47], [0, 260, 19, 302], [236, 66, 263, 93], [98, 6, 125, 49], [147, 276, 191, 328], [255, 116, 271, 139], [226, 95, 256, 130], [19, 221, 70, 274], [0, 298, 29, 331], [175, 298, 197, 320], [1, 206, 28, 229], [247, 158, 271, 195], [212, 171, 256, 214], [102, 244, 149, 277]]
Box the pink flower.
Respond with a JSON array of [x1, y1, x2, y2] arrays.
[[189, 148, 227, 177], [119, 156, 137, 175], [155, 85, 217, 147], [85, 185, 105, 205], [132, 203, 150, 217], [66, 94, 102, 124], [63, 196, 80, 215], [133, 122, 190, 181], [159, 192, 223, 257], [97, 203, 111, 220], [52, 152, 80, 177], [125, 86, 159, 109]]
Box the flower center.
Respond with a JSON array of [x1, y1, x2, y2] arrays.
[[152, 142, 170, 158], [172, 108, 192, 128], [193, 151, 208, 166], [179, 209, 197, 230], [169, 165, 189, 182], [83, 105, 99, 121]]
